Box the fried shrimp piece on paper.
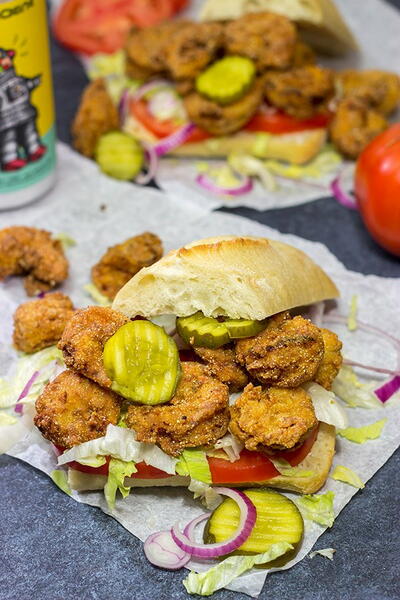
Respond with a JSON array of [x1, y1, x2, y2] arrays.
[[264, 66, 334, 120], [58, 306, 128, 388], [125, 21, 190, 80], [336, 70, 400, 116], [164, 22, 224, 81], [230, 383, 317, 452], [34, 370, 122, 448], [224, 12, 297, 71], [329, 97, 387, 159], [194, 346, 248, 393], [0, 226, 69, 296], [91, 232, 163, 301], [13, 292, 74, 354], [236, 314, 324, 388], [184, 79, 263, 136], [72, 78, 119, 158], [126, 362, 230, 456], [314, 328, 343, 390]]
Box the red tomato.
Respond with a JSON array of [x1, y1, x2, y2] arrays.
[[70, 457, 111, 476], [208, 424, 319, 484], [130, 462, 172, 479], [355, 124, 400, 257], [244, 110, 331, 135]]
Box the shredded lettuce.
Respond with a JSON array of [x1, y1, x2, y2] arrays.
[[264, 147, 342, 180], [332, 366, 381, 409], [50, 469, 72, 496], [87, 50, 126, 79], [76, 456, 107, 468], [337, 419, 386, 444], [53, 232, 76, 250], [0, 413, 17, 425], [83, 283, 111, 306], [269, 457, 314, 478], [213, 433, 243, 462], [332, 465, 365, 489], [176, 449, 212, 483], [228, 153, 277, 191], [188, 480, 221, 509], [58, 424, 177, 474], [347, 295, 358, 331], [183, 542, 292, 596], [208, 165, 245, 190], [297, 491, 335, 527], [309, 548, 336, 560], [304, 382, 348, 428], [104, 458, 136, 510]]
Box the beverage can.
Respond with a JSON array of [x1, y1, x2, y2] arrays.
[[0, 0, 56, 209]]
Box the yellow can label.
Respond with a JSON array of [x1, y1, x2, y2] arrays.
[[0, 0, 56, 191]]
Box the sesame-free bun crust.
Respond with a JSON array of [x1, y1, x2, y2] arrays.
[[67, 423, 335, 494], [112, 236, 339, 320], [199, 0, 358, 55]]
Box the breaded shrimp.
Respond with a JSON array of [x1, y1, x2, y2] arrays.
[[230, 383, 317, 452], [126, 362, 229, 456], [235, 314, 324, 388], [0, 226, 69, 296], [314, 328, 343, 390], [72, 78, 119, 158], [264, 66, 334, 120], [224, 12, 297, 71], [194, 346, 248, 393], [336, 70, 400, 116], [292, 41, 316, 67], [91, 232, 163, 301], [329, 97, 387, 159], [34, 370, 122, 448], [58, 306, 128, 388], [13, 292, 74, 354]]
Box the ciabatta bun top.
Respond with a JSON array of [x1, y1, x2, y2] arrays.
[[112, 236, 339, 320], [199, 0, 358, 56]]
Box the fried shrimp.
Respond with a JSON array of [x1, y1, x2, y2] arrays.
[[235, 314, 324, 388], [13, 292, 74, 354], [34, 370, 122, 448], [125, 22, 190, 80], [329, 97, 387, 159], [184, 79, 263, 136], [72, 78, 119, 158], [314, 328, 343, 390], [126, 362, 230, 456], [230, 383, 317, 452], [264, 66, 334, 120], [58, 306, 128, 388], [0, 226, 69, 296], [194, 346, 248, 393], [292, 41, 316, 67], [336, 70, 400, 116], [164, 22, 224, 81], [91, 232, 163, 301], [224, 12, 297, 71]]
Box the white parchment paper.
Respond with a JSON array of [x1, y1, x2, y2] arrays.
[[2, 142, 400, 597]]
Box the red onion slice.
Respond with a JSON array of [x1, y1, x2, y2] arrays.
[[15, 370, 40, 414], [171, 487, 256, 558], [144, 530, 191, 570], [183, 513, 209, 542], [118, 88, 131, 127], [195, 173, 253, 197], [330, 166, 357, 210], [153, 123, 196, 157], [375, 376, 400, 403], [135, 143, 158, 185], [132, 80, 173, 103]]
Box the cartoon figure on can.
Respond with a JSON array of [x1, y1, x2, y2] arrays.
[[0, 48, 46, 171]]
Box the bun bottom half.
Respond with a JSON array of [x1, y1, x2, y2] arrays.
[[67, 423, 335, 495]]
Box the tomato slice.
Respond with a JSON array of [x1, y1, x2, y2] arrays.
[[130, 462, 172, 479], [244, 110, 331, 135], [208, 424, 320, 484], [69, 457, 111, 476]]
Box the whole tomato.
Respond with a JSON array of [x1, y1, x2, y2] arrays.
[[355, 124, 400, 256]]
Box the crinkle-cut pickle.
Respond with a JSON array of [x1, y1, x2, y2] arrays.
[[95, 131, 144, 181], [204, 488, 304, 567], [103, 320, 180, 405], [176, 312, 267, 348], [196, 56, 256, 105]]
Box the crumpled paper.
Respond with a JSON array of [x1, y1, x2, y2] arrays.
[[2, 142, 400, 597]]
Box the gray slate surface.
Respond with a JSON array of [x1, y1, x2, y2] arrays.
[[1, 1, 400, 598]]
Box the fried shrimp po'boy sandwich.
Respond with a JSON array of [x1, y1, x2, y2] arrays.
[[34, 236, 347, 500]]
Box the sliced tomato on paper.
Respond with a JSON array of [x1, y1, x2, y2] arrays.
[[244, 109, 332, 135]]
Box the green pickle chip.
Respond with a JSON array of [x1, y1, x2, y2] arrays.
[[176, 312, 267, 348], [103, 320, 181, 405], [196, 56, 256, 105], [95, 131, 144, 181]]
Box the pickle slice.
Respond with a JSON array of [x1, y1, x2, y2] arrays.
[[95, 131, 144, 181], [176, 312, 230, 349], [224, 318, 267, 339], [204, 489, 304, 567], [103, 320, 180, 405], [196, 56, 256, 105]]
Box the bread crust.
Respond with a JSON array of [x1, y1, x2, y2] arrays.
[[67, 423, 335, 494], [112, 236, 339, 321]]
